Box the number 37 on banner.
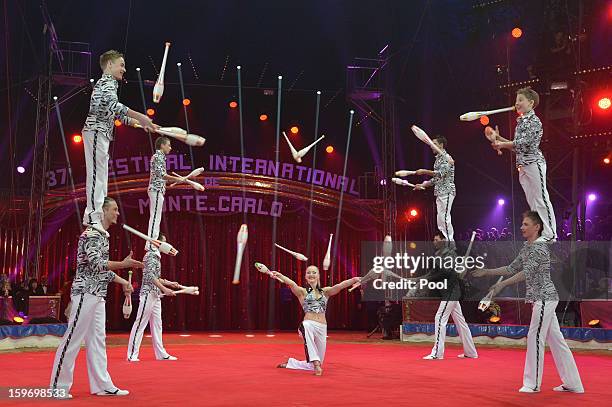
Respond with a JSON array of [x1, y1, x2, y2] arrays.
[[46, 168, 68, 188]]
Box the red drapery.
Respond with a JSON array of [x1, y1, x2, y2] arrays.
[[2, 188, 381, 331]]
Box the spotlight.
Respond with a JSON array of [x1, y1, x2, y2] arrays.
[[380, 179, 387, 186], [17, 166, 25, 174], [404, 208, 419, 222], [588, 193, 597, 202], [409, 242, 417, 249], [229, 101, 238, 109], [588, 319, 601, 328], [72, 134, 82, 143], [183, 98, 191, 106], [325, 145, 334, 154], [290, 126, 299, 134], [511, 27, 523, 38], [489, 316, 501, 323], [13, 316, 24, 324], [604, 157, 611, 165], [598, 97, 611, 110], [498, 198, 505, 206], [480, 115, 490, 126], [259, 114, 268, 121], [146, 108, 155, 116], [114, 119, 122, 127]]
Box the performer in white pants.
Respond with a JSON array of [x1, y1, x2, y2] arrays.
[[50, 197, 144, 398], [127, 233, 180, 362], [414, 135, 456, 241], [146, 137, 183, 252], [272, 266, 360, 376], [423, 231, 477, 360], [489, 87, 557, 241], [473, 211, 584, 393], [82, 50, 155, 235]]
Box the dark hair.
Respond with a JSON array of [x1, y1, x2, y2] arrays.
[[433, 230, 446, 240], [28, 278, 38, 291], [155, 136, 170, 150], [158, 232, 166, 241], [99, 50, 124, 70], [433, 135, 447, 149], [516, 87, 540, 109], [522, 210, 543, 236], [102, 196, 116, 209]]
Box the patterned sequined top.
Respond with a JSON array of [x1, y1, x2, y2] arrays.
[[71, 227, 116, 298], [507, 240, 558, 302], [513, 110, 546, 168], [83, 74, 129, 139], [148, 150, 167, 193], [430, 151, 456, 197], [302, 288, 328, 314], [140, 250, 162, 297]]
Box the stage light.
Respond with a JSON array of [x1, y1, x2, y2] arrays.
[[409, 242, 417, 249], [588, 319, 601, 328], [588, 193, 597, 202], [17, 166, 25, 174], [183, 98, 191, 106], [259, 114, 268, 121], [380, 179, 387, 186], [245, 334, 255, 338], [114, 119, 122, 127], [498, 198, 505, 206], [229, 101, 238, 109], [480, 115, 490, 126], [511, 27, 523, 38], [489, 316, 501, 323], [146, 108, 155, 116], [290, 126, 299, 134], [13, 316, 24, 324], [604, 157, 611, 165], [404, 208, 419, 222], [72, 134, 82, 143], [598, 97, 611, 110], [326, 145, 334, 154]]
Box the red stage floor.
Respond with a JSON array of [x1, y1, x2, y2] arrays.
[[0, 332, 610, 406]]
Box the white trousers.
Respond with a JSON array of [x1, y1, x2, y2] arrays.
[[428, 301, 477, 358], [436, 194, 455, 241], [523, 300, 583, 391], [50, 293, 116, 394], [286, 320, 327, 370], [146, 190, 164, 251], [127, 292, 169, 360], [518, 162, 557, 241], [82, 130, 111, 226]]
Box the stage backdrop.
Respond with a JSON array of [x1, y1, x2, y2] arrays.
[[1, 160, 383, 331]]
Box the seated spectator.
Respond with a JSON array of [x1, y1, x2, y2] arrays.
[[1, 280, 12, 297], [28, 278, 45, 296]]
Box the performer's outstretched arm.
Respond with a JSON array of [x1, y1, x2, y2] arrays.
[[271, 271, 306, 299], [323, 277, 361, 297]]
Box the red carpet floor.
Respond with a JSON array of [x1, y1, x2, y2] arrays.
[[0, 332, 610, 406]]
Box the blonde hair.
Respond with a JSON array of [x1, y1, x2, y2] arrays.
[[99, 50, 123, 70]]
